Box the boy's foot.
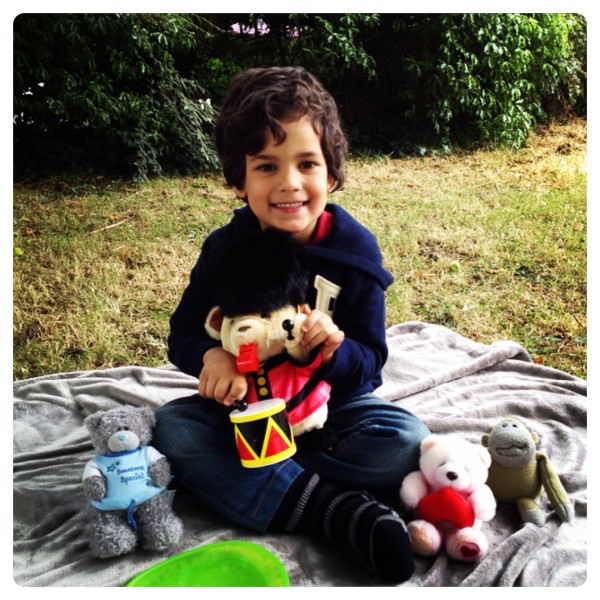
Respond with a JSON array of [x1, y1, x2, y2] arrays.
[[273, 472, 414, 583]]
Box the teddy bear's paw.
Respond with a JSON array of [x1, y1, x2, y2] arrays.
[[148, 456, 172, 488], [138, 507, 184, 552], [455, 541, 481, 561], [445, 528, 488, 562], [134, 493, 184, 552], [407, 520, 441, 557], [83, 476, 107, 503], [90, 511, 137, 558], [94, 536, 137, 558], [91, 527, 137, 558], [140, 514, 184, 552]]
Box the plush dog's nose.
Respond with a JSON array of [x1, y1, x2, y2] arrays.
[[237, 325, 251, 333], [118, 433, 128, 442], [446, 471, 458, 481]]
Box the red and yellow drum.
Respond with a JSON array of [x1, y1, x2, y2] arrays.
[[230, 399, 296, 468]]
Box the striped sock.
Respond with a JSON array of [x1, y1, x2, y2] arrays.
[[272, 472, 414, 583]]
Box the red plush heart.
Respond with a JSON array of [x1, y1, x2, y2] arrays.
[[417, 487, 475, 529]]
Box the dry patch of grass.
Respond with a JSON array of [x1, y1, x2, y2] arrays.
[[13, 119, 587, 380], [340, 119, 586, 377], [13, 175, 237, 379]]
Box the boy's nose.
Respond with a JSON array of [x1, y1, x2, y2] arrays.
[[278, 167, 301, 192]]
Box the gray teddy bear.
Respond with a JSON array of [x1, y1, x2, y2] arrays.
[[82, 404, 183, 558]]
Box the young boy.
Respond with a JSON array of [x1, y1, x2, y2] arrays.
[[153, 66, 430, 584]]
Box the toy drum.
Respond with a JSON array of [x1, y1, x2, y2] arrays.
[[230, 399, 296, 468]]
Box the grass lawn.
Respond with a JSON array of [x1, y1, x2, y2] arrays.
[[13, 118, 587, 381]]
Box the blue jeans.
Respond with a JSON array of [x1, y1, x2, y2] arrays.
[[153, 393, 429, 533]]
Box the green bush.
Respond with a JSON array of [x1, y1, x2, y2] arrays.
[[339, 13, 586, 153], [427, 14, 586, 148], [13, 13, 586, 178], [14, 14, 219, 180]]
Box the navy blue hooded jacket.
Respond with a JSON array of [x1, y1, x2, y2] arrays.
[[168, 203, 394, 405]]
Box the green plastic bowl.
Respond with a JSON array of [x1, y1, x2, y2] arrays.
[[126, 540, 289, 587]]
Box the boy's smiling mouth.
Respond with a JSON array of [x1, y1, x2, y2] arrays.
[[272, 201, 308, 209]]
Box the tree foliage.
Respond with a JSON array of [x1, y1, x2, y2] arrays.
[[13, 13, 586, 179], [325, 13, 586, 154], [14, 14, 219, 180], [411, 14, 586, 149]]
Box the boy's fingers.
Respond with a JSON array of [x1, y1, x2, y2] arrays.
[[198, 371, 213, 398], [302, 313, 336, 344], [301, 308, 324, 332], [223, 377, 248, 406], [199, 372, 247, 406], [325, 329, 345, 347], [320, 330, 345, 365]]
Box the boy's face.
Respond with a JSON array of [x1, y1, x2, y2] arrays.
[[234, 117, 334, 244]]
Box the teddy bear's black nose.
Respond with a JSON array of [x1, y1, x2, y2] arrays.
[[446, 471, 458, 481], [282, 319, 295, 340]]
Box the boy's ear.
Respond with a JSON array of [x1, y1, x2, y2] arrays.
[[205, 306, 224, 340], [327, 176, 337, 193], [233, 185, 247, 201]]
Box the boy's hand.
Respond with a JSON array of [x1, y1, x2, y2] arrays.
[[199, 347, 248, 406], [300, 307, 345, 366]]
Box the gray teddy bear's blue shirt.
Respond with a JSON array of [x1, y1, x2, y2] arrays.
[[83, 446, 165, 510]]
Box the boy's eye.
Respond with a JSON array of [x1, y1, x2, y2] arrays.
[[299, 161, 317, 169], [256, 163, 276, 172]]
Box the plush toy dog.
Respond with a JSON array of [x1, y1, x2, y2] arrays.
[[482, 418, 574, 526], [400, 434, 496, 561], [204, 228, 330, 436], [82, 405, 183, 558]]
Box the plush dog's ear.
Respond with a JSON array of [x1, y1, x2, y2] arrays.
[[205, 306, 224, 340]]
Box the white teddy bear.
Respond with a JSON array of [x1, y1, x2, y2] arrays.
[[399, 434, 496, 561]]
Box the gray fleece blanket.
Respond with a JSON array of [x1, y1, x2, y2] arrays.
[[13, 322, 587, 587]]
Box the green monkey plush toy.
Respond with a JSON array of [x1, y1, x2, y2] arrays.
[[482, 418, 574, 526]]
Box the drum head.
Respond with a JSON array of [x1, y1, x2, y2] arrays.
[[229, 398, 285, 422]]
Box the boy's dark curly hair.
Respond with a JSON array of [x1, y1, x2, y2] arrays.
[[215, 66, 348, 195]]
